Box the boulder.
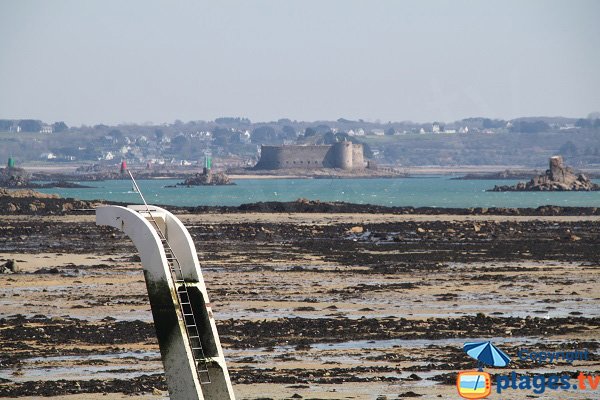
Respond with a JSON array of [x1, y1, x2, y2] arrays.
[[0, 259, 19, 274]]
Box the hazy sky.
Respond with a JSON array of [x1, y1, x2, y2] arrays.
[[1, 0, 599, 125]]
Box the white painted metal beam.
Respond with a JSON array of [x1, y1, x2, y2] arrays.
[[96, 205, 235, 400]]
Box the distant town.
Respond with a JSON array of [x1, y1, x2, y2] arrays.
[[1, 114, 599, 170]]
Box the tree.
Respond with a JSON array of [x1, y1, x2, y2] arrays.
[[314, 125, 331, 134], [558, 141, 578, 157], [281, 125, 296, 140], [587, 112, 600, 120], [215, 117, 251, 125], [575, 118, 591, 128], [108, 129, 124, 142], [482, 118, 506, 129], [251, 126, 277, 144], [385, 127, 395, 136], [171, 134, 189, 150], [18, 119, 42, 132], [0, 120, 13, 131], [52, 121, 68, 132], [212, 127, 233, 146], [323, 131, 336, 144], [509, 120, 549, 133], [304, 127, 316, 137]]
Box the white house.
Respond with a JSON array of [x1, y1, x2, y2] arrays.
[[432, 122, 441, 133], [40, 125, 53, 134], [371, 129, 385, 136], [241, 130, 251, 144]]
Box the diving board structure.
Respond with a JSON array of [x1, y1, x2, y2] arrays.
[[96, 204, 235, 400]]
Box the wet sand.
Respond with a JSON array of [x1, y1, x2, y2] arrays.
[[0, 210, 599, 399]]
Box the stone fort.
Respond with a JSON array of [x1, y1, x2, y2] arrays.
[[254, 142, 365, 170]]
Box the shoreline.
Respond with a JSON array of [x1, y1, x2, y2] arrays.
[[1, 191, 600, 217]]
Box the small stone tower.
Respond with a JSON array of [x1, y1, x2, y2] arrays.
[[549, 156, 569, 182]]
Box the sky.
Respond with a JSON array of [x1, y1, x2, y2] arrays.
[[0, 0, 599, 126]]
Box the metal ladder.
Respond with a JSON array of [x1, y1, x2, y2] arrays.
[[128, 172, 211, 384]]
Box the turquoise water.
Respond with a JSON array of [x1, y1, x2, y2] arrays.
[[35, 177, 600, 208]]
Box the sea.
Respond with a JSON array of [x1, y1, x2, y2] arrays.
[[35, 176, 600, 208]]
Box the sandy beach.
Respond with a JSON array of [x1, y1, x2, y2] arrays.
[[1, 209, 599, 399]]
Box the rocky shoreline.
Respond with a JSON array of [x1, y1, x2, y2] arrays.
[[1, 192, 599, 216]]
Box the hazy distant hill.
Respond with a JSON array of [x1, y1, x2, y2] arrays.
[[0, 116, 599, 168]]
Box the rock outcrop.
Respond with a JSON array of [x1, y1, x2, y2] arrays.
[[0, 188, 103, 215], [0, 259, 19, 274], [177, 169, 234, 186], [0, 168, 93, 189], [0, 167, 30, 188], [0, 189, 60, 199], [491, 156, 599, 192]]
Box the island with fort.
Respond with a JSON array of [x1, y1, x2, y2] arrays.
[[231, 141, 406, 178]]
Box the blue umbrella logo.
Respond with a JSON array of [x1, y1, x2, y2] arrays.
[[464, 341, 511, 370]]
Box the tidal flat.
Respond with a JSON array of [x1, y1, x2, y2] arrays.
[[0, 210, 599, 399]]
